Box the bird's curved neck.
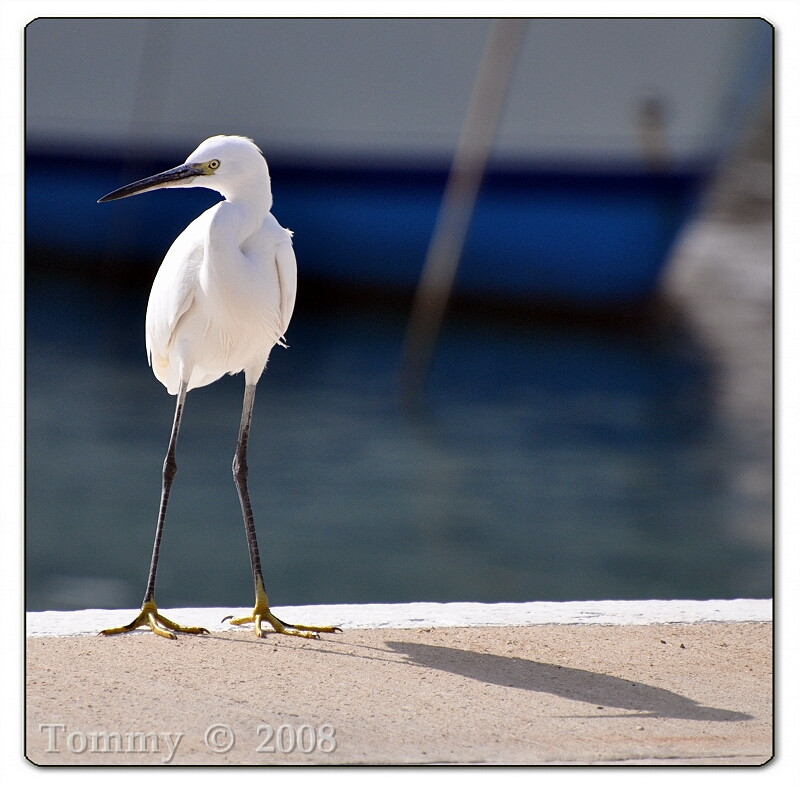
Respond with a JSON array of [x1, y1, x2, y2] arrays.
[[216, 194, 270, 244], [222, 168, 273, 215]]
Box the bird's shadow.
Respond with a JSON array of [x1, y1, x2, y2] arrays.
[[384, 640, 753, 722]]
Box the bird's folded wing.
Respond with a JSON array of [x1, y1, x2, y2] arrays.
[[275, 239, 298, 337], [145, 235, 202, 366]]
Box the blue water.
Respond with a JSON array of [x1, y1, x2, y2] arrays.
[[25, 272, 772, 612]]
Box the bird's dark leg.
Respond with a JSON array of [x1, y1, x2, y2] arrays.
[[225, 383, 340, 638], [232, 383, 265, 596], [101, 379, 208, 638]]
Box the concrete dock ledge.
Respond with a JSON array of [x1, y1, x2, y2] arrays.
[[26, 599, 773, 765]]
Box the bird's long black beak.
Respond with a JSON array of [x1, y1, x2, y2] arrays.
[[97, 162, 205, 203]]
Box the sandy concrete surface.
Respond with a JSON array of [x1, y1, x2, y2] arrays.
[[26, 622, 772, 766]]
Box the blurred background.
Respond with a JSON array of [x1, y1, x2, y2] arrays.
[[25, 19, 773, 611]]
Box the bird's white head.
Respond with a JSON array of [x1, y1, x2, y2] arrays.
[[98, 135, 272, 208]]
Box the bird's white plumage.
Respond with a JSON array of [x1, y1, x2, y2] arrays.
[[97, 136, 341, 639], [136, 135, 297, 394]]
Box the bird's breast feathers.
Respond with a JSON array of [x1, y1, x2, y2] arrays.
[[145, 206, 297, 391]]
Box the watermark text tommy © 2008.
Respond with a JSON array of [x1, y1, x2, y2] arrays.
[[38, 722, 337, 763]]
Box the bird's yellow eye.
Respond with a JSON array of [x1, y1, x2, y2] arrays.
[[207, 159, 220, 171]]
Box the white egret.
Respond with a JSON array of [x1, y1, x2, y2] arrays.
[[97, 135, 340, 639]]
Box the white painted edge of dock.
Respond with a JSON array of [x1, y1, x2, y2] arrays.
[[26, 598, 772, 637]]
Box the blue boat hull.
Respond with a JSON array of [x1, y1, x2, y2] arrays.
[[26, 153, 707, 307]]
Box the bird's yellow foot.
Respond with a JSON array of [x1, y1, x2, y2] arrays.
[[224, 577, 341, 638], [223, 606, 341, 639], [100, 600, 209, 640]]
